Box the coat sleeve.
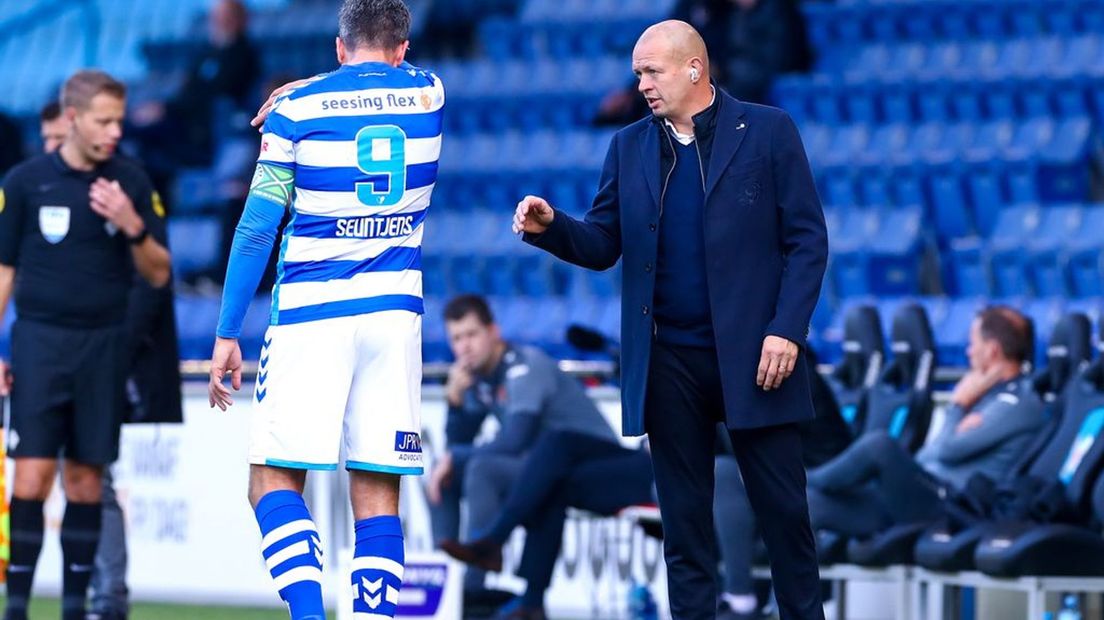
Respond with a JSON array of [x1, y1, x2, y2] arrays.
[[763, 111, 828, 349], [524, 132, 622, 271]]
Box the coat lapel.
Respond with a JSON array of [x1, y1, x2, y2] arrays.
[[640, 123, 661, 209], [705, 95, 749, 198]]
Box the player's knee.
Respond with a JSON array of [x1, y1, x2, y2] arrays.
[[462, 456, 498, 495], [62, 462, 104, 503], [13, 461, 58, 501]]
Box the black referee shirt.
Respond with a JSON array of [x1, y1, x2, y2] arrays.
[[0, 152, 168, 328]]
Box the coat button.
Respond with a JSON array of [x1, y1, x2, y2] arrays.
[[645, 263, 652, 273], [642, 305, 649, 315], [649, 223, 657, 231]]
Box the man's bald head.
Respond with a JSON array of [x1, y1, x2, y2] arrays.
[[636, 20, 710, 72], [632, 20, 714, 127]]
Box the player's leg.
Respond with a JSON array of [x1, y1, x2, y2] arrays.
[[5, 458, 57, 620], [344, 311, 423, 619], [65, 324, 129, 620], [5, 320, 72, 620], [249, 321, 355, 620]]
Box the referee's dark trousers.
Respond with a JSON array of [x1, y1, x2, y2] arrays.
[[644, 341, 822, 620]]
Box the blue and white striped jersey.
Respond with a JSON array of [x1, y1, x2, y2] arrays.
[[258, 61, 444, 326]]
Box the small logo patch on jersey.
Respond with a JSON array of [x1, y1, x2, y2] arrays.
[[38, 206, 70, 244], [506, 364, 530, 381], [152, 191, 166, 218], [420, 93, 432, 110], [394, 432, 421, 453]]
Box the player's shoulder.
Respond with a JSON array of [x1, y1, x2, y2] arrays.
[[506, 344, 555, 375], [286, 63, 440, 99]]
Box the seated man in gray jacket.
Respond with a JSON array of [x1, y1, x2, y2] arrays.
[[806, 306, 1045, 536]]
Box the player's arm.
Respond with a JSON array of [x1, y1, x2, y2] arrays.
[[209, 161, 293, 410], [215, 162, 294, 339]]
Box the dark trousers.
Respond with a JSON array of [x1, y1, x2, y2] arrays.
[[644, 342, 823, 620], [483, 431, 654, 604], [806, 432, 944, 537], [714, 455, 757, 596]]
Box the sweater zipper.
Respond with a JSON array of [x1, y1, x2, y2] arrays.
[[694, 139, 707, 191], [658, 130, 677, 220]]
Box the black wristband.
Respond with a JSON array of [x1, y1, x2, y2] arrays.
[[127, 227, 150, 245]]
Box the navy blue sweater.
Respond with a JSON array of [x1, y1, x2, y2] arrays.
[[654, 137, 714, 347]]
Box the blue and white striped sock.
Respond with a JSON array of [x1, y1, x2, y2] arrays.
[[350, 515, 405, 619], [255, 490, 326, 620]]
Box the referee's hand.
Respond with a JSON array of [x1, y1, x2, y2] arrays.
[[209, 337, 243, 411]]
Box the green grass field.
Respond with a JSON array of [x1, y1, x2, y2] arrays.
[[0, 597, 325, 619]]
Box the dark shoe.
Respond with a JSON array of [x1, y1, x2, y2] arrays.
[[440, 538, 503, 572]]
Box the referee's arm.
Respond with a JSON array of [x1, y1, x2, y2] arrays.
[[0, 177, 23, 395], [89, 178, 171, 287]]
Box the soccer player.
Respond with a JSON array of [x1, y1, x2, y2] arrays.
[[208, 1, 442, 619]]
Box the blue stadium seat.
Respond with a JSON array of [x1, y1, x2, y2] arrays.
[[938, 297, 985, 367], [168, 217, 221, 280], [1066, 206, 1104, 298], [987, 204, 1042, 297], [1026, 205, 1084, 297], [1005, 160, 1041, 205], [867, 206, 924, 296], [174, 294, 220, 360], [927, 167, 974, 239], [947, 239, 991, 297], [965, 164, 1008, 236]]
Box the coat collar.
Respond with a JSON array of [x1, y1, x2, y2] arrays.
[[639, 90, 748, 205]]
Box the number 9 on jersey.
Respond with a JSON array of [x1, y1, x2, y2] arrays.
[[355, 125, 407, 207]]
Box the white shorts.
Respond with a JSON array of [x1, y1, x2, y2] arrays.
[[248, 310, 423, 475]]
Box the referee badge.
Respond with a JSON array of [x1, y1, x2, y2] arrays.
[[38, 205, 70, 244]]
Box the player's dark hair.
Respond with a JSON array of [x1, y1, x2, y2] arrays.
[[977, 306, 1030, 363], [40, 101, 62, 122], [60, 70, 126, 111], [338, 0, 411, 52], [444, 295, 495, 326]]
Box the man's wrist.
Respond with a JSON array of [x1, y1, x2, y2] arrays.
[[126, 226, 149, 245]]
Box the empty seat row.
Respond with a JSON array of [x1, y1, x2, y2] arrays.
[[518, 0, 674, 24], [820, 35, 1104, 81], [438, 129, 615, 175], [478, 16, 658, 60], [777, 73, 1104, 126], [803, 0, 1104, 49], [947, 205, 1104, 298]]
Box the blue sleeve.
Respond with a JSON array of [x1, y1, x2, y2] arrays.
[[215, 193, 285, 338], [446, 403, 486, 448]]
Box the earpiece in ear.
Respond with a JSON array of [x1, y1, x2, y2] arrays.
[[690, 68, 700, 82]]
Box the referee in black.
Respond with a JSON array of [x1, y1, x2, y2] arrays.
[[0, 70, 170, 620]]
